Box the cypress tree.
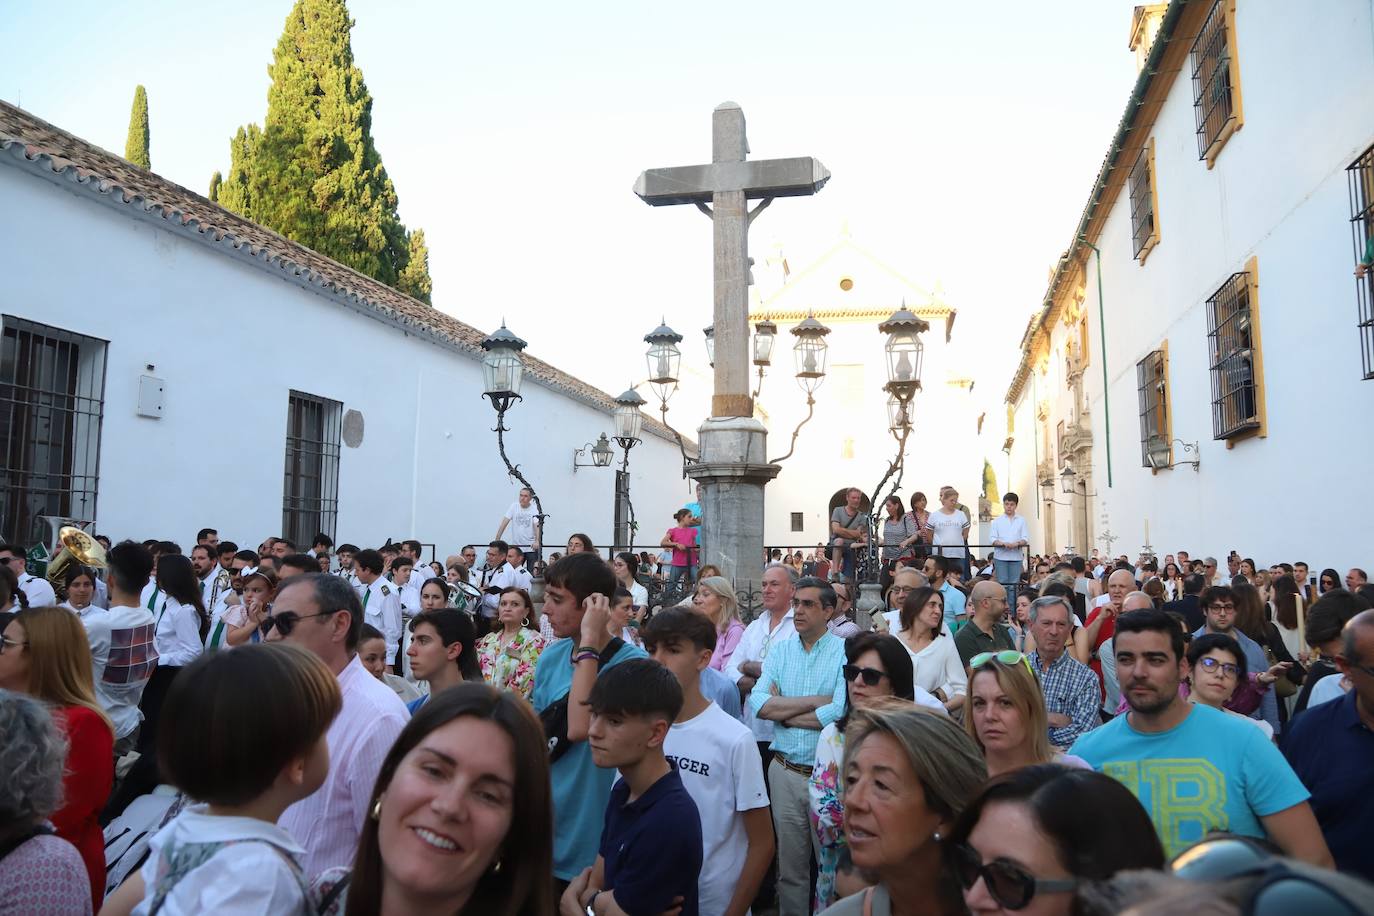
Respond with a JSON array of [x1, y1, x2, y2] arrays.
[[208, 171, 222, 203], [125, 85, 150, 169], [397, 228, 433, 304], [221, 0, 409, 286]]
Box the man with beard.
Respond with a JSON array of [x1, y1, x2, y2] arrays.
[[1071, 608, 1330, 865]]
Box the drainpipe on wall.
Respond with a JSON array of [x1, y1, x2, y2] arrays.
[[1077, 236, 1113, 489]]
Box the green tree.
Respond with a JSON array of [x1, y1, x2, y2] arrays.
[[125, 85, 150, 169], [208, 171, 222, 203], [397, 228, 433, 304], [221, 0, 410, 286]]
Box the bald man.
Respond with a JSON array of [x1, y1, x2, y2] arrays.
[[1097, 591, 1156, 717], [1081, 568, 1135, 700], [877, 566, 930, 634], [953, 580, 1016, 668]]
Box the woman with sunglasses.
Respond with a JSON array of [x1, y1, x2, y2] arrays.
[[818, 701, 986, 916], [895, 586, 967, 713], [1319, 568, 1342, 595], [946, 764, 1164, 915], [312, 682, 553, 916], [965, 652, 1090, 778], [1185, 633, 1276, 739], [809, 634, 943, 913]]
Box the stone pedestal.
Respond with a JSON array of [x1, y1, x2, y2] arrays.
[[688, 416, 779, 618], [856, 581, 883, 632]]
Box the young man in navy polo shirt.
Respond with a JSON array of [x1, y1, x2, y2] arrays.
[[562, 658, 703, 916]]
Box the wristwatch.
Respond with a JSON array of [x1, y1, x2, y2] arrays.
[[585, 890, 602, 915]]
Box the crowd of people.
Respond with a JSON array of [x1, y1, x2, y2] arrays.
[[0, 488, 1372, 916]]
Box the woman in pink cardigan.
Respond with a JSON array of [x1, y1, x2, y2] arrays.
[[694, 576, 745, 672]]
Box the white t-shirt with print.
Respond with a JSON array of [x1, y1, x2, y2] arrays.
[[664, 702, 770, 916], [925, 509, 969, 559], [504, 502, 538, 549]]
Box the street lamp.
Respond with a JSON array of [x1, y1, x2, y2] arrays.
[[880, 303, 927, 390], [480, 322, 545, 537], [1145, 436, 1201, 472], [751, 318, 778, 398], [643, 321, 694, 477], [572, 433, 614, 472], [703, 324, 715, 368], [769, 314, 831, 464], [613, 387, 646, 547]]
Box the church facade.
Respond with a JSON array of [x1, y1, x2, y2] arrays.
[[745, 234, 981, 554], [0, 102, 691, 557], [999, 1, 1374, 568]]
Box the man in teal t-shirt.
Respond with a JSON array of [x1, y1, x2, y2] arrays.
[[531, 554, 646, 886], [1071, 608, 1331, 865]]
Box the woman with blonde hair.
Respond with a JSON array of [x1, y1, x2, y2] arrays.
[[693, 575, 746, 672], [0, 605, 114, 910], [818, 701, 987, 916], [964, 651, 1091, 778]]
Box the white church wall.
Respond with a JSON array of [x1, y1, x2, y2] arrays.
[[1, 166, 688, 555]]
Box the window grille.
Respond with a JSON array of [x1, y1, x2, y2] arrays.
[[1346, 142, 1374, 380], [283, 391, 341, 548], [1129, 145, 1157, 259], [0, 317, 106, 545], [1191, 0, 1237, 160], [1205, 272, 1261, 439], [790, 512, 804, 532], [1136, 349, 1169, 466]]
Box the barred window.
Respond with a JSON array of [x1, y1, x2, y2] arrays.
[[0, 317, 106, 545], [1129, 143, 1159, 260], [1191, 0, 1239, 161], [1346, 142, 1374, 379], [1136, 349, 1169, 466], [1205, 272, 1262, 439], [283, 391, 340, 548], [790, 512, 804, 532]]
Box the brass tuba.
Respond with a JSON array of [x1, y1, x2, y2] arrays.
[[47, 526, 107, 602]]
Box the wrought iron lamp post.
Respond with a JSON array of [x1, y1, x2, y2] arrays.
[[480, 323, 546, 531], [750, 318, 777, 398], [572, 433, 614, 472], [768, 313, 831, 463], [612, 387, 646, 548], [644, 321, 695, 476]]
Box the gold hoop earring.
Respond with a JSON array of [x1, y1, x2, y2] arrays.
[[522, 617, 531, 628], [370, 797, 382, 821], [493, 858, 503, 874]]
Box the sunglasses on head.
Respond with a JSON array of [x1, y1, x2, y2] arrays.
[[1170, 837, 1364, 915], [842, 664, 889, 686], [951, 842, 1077, 910], [259, 608, 338, 637], [970, 650, 1035, 678]]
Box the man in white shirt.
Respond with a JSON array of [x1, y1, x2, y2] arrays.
[[504, 545, 534, 592], [988, 492, 1029, 605], [494, 487, 541, 569], [733, 564, 798, 761], [355, 548, 402, 672], [83, 540, 159, 754], [191, 544, 232, 632], [389, 556, 422, 620], [475, 541, 517, 624], [646, 607, 774, 916], [268, 573, 409, 876], [0, 543, 57, 607]]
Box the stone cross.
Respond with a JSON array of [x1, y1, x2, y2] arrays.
[[634, 102, 830, 418]]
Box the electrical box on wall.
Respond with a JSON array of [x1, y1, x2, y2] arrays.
[[137, 375, 164, 419]]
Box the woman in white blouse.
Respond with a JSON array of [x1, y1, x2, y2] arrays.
[[893, 586, 966, 714], [153, 554, 210, 667], [612, 552, 649, 607]]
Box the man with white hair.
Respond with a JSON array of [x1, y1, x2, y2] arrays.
[[1098, 591, 1155, 717], [1028, 596, 1100, 746]]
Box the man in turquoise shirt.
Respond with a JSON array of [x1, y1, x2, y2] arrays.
[[1071, 607, 1331, 865], [531, 554, 646, 895], [923, 554, 967, 629], [748, 576, 847, 916]]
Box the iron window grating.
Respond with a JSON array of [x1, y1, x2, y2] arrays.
[[790, 512, 804, 532], [0, 316, 106, 545], [1346, 142, 1374, 380], [1136, 349, 1168, 466], [1129, 145, 1157, 259], [1205, 272, 1261, 439], [283, 391, 341, 548], [1191, 0, 1236, 160]]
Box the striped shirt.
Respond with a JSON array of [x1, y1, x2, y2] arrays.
[[748, 630, 848, 767]]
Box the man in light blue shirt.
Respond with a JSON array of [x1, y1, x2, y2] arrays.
[[923, 554, 967, 629], [748, 576, 847, 916]]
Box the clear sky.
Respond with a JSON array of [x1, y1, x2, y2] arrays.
[[2, 0, 1144, 400]]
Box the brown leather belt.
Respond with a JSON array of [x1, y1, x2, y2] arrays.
[[776, 757, 812, 777]]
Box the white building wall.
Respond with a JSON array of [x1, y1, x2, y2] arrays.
[[1015, 0, 1374, 569], [1, 165, 691, 555]]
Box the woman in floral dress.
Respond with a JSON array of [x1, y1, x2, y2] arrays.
[[808, 633, 917, 913], [475, 587, 545, 698]]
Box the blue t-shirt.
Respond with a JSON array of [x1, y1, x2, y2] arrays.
[[685, 501, 703, 523], [601, 768, 702, 916], [531, 637, 647, 880], [700, 665, 742, 720], [1070, 703, 1309, 857]]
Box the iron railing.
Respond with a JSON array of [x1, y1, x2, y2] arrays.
[[1346, 142, 1374, 380], [1191, 0, 1236, 160], [0, 316, 106, 544], [1205, 271, 1261, 439]]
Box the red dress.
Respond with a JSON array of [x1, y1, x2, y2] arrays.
[[50, 704, 114, 911]]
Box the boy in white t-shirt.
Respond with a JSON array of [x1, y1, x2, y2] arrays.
[[644, 607, 774, 916]]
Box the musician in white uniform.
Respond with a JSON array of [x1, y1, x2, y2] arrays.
[[0, 543, 57, 607], [355, 547, 402, 671], [192, 544, 233, 647]]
